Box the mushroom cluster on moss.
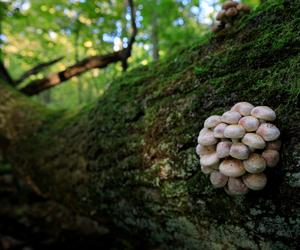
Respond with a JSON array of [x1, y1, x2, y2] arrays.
[[212, 1, 251, 34], [196, 102, 281, 196]]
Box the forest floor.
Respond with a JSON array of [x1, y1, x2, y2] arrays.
[[0, 168, 116, 250]]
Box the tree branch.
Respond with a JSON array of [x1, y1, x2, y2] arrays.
[[125, 0, 137, 58], [21, 0, 137, 96], [14, 56, 64, 85], [20, 52, 123, 95]]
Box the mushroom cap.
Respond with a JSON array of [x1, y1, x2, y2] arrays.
[[210, 171, 228, 188], [243, 153, 266, 173], [222, 1, 239, 10], [229, 143, 250, 160], [226, 177, 249, 195], [243, 173, 267, 191], [204, 115, 222, 128], [216, 10, 226, 21], [251, 106, 276, 121], [266, 140, 281, 151], [256, 123, 280, 142], [216, 140, 232, 158], [262, 149, 280, 167], [221, 111, 241, 124], [201, 165, 214, 175], [196, 144, 215, 156], [225, 7, 238, 17], [219, 158, 246, 177], [213, 123, 228, 138], [231, 102, 254, 116], [224, 124, 246, 139], [236, 3, 251, 12], [198, 128, 218, 146], [200, 153, 219, 167], [242, 133, 266, 149], [238, 116, 259, 132]]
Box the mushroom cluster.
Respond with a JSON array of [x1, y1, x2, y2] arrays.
[[196, 102, 281, 196], [212, 1, 251, 34]]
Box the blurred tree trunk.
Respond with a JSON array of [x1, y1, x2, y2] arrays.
[[151, 8, 159, 61]]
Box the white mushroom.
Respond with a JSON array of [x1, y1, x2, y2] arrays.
[[196, 102, 280, 195], [242, 133, 266, 149], [256, 123, 280, 142], [262, 149, 280, 167], [210, 171, 228, 188], [251, 106, 276, 121], [204, 115, 222, 128], [216, 140, 232, 158], [229, 143, 250, 160], [224, 125, 245, 139], [198, 128, 218, 146], [243, 173, 267, 190], [200, 153, 219, 167], [219, 158, 246, 177], [196, 144, 215, 156], [243, 153, 266, 173], [222, 1, 239, 10], [238, 116, 259, 132], [225, 7, 238, 17], [225, 177, 249, 195], [236, 3, 251, 13], [221, 111, 241, 124], [201, 165, 214, 175], [231, 102, 254, 116], [213, 123, 228, 138]]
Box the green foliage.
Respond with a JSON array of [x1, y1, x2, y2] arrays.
[[1, 0, 262, 109]]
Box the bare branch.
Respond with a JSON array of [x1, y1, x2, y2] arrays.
[[20, 52, 123, 96], [14, 56, 64, 85]]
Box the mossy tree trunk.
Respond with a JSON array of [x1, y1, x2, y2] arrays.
[[1, 0, 300, 249]]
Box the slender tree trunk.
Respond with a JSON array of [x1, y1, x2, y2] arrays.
[[1, 1, 300, 249], [151, 9, 159, 61]]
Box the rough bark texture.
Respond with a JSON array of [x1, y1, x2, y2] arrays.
[[1, 0, 300, 249]]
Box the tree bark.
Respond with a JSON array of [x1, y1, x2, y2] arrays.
[[151, 6, 159, 61], [1, 0, 300, 249]]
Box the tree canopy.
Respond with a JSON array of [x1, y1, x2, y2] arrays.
[[0, 0, 259, 108]]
